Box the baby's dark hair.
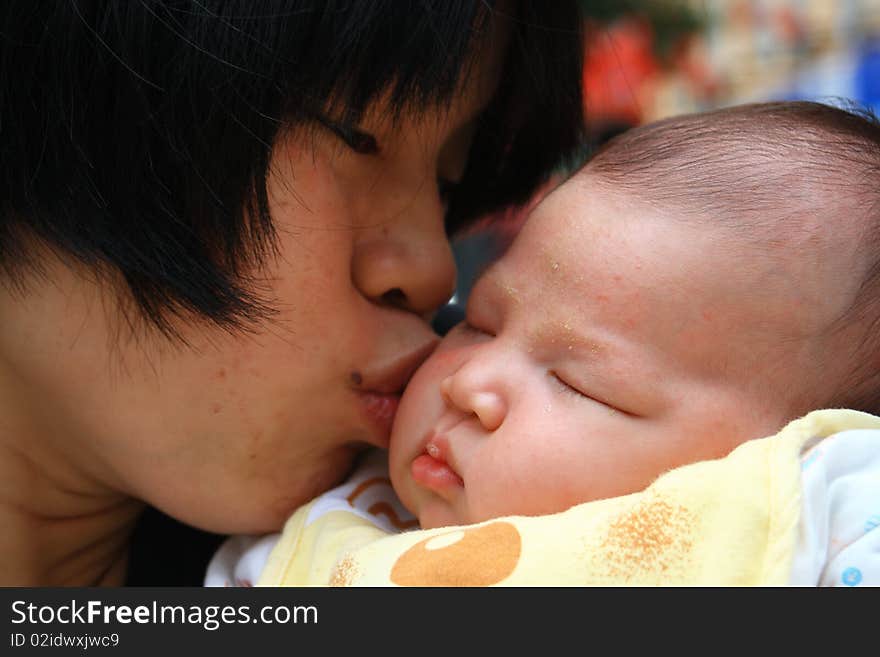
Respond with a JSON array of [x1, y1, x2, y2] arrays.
[[584, 100, 880, 415]]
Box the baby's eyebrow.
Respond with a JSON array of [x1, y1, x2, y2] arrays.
[[479, 265, 521, 304], [476, 266, 613, 355], [524, 319, 615, 362], [477, 266, 618, 364]]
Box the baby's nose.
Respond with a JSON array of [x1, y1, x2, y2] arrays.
[[440, 375, 506, 432]]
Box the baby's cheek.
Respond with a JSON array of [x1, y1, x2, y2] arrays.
[[475, 449, 578, 520], [393, 377, 437, 443], [394, 346, 466, 433], [389, 382, 437, 479]]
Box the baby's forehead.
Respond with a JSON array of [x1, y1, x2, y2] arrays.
[[539, 173, 852, 333]]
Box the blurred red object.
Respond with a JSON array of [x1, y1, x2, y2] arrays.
[[582, 16, 659, 130]]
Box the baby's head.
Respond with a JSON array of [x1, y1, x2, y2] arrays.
[[390, 101, 880, 529]]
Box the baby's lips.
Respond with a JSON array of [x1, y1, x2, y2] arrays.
[[411, 450, 464, 497], [410, 432, 463, 496]]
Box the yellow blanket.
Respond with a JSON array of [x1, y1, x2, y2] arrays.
[[259, 409, 880, 586]]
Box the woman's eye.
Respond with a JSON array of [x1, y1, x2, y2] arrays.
[[314, 115, 379, 155], [337, 125, 379, 155]]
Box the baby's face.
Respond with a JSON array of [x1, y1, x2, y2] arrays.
[[390, 173, 841, 529]]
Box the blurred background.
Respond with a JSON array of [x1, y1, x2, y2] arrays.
[[581, 0, 880, 136], [434, 0, 880, 333]]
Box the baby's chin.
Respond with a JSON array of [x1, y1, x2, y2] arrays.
[[415, 499, 470, 530]]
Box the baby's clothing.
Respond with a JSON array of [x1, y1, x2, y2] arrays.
[[205, 409, 880, 586]]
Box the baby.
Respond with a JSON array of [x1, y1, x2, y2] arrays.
[[208, 101, 880, 586]]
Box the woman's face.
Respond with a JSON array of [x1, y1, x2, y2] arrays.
[[0, 28, 509, 534]]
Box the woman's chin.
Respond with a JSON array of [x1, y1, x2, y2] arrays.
[[155, 446, 361, 535]]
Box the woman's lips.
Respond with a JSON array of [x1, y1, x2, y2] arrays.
[[411, 437, 463, 495], [354, 340, 438, 448], [358, 392, 400, 447]]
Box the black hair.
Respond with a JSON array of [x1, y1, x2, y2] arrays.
[[0, 1, 585, 336], [584, 100, 880, 414]]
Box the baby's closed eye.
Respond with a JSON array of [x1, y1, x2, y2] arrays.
[[548, 370, 639, 417]]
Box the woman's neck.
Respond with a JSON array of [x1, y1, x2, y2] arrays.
[[0, 498, 141, 586], [0, 470, 141, 586], [0, 276, 149, 586], [0, 438, 143, 585]]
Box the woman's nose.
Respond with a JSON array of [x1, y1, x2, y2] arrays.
[[440, 370, 507, 432], [351, 213, 457, 317]]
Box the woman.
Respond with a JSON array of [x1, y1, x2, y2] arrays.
[[0, 1, 584, 585]]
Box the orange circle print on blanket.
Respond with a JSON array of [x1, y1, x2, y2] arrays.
[[390, 521, 522, 586]]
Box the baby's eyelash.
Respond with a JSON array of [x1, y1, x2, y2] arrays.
[[550, 371, 638, 417], [458, 321, 485, 336], [550, 371, 585, 398]]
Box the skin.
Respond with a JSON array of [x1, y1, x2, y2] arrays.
[[390, 170, 862, 530], [0, 15, 511, 585]]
